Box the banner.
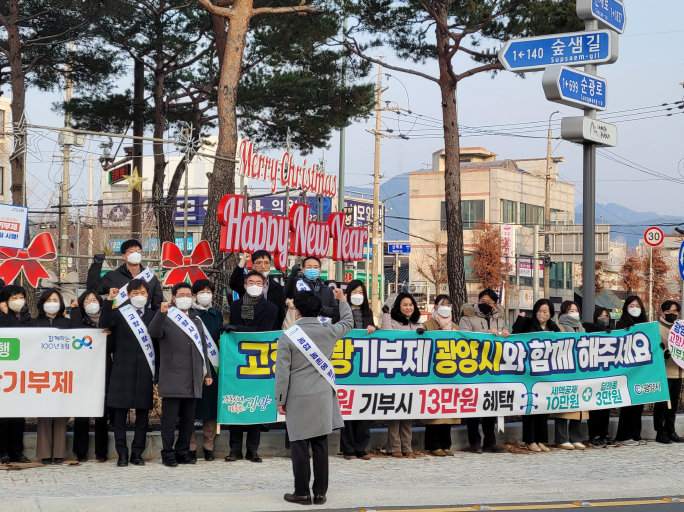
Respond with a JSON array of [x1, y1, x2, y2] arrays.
[[217, 322, 669, 425], [0, 328, 107, 417], [668, 320, 684, 370]]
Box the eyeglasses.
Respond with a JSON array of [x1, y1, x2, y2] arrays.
[[245, 280, 264, 287], [252, 260, 271, 268], [83, 298, 99, 305], [304, 264, 320, 270], [478, 299, 495, 306]]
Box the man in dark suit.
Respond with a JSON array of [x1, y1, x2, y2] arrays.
[[222, 270, 278, 462], [229, 250, 285, 329]]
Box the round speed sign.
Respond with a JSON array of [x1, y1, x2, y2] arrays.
[[644, 226, 664, 247]]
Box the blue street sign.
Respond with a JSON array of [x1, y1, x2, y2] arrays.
[[388, 243, 411, 254], [542, 65, 607, 111], [577, 0, 626, 35], [498, 30, 619, 73], [678, 241, 684, 281]]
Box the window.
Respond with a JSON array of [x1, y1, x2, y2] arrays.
[[549, 260, 564, 289], [566, 262, 573, 289], [441, 200, 485, 230], [465, 254, 475, 282], [520, 203, 543, 227], [501, 199, 517, 224]]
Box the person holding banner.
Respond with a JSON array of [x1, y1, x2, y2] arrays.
[[70, 290, 112, 463], [86, 239, 163, 310], [149, 282, 213, 468], [100, 280, 158, 467], [615, 296, 649, 447], [512, 299, 561, 453], [381, 292, 425, 458], [654, 300, 684, 444], [276, 288, 353, 505], [189, 279, 222, 462], [35, 289, 73, 464], [284, 256, 339, 323], [339, 280, 376, 461], [458, 289, 508, 455], [0, 284, 33, 465]]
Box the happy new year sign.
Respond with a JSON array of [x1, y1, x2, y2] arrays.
[[218, 194, 369, 269]]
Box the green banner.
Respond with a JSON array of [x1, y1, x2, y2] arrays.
[[217, 322, 669, 425]]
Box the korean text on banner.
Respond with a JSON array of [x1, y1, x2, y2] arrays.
[[0, 328, 107, 417], [217, 322, 669, 425], [667, 320, 684, 370]]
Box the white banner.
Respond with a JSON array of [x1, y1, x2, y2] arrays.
[[0, 327, 107, 417]]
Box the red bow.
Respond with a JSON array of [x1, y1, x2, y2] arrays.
[[0, 233, 57, 287], [161, 240, 214, 286]]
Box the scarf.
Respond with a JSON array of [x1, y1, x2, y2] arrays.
[[241, 293, 262, 320], [87, 311, 101, 327], [558, 314, 585, 333], [300, 276, 322, 294], [431, 309, 452, 330]]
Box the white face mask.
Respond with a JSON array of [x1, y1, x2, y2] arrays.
[[85, 303, 100, 315], [350, 294, 364, 306], [43, 302, 60, 315], [568, 312, 580, 320], [246, 285, 263, 298], [437, 306, 452, 318], [197, 293, 213, 307], [8, 299, 25, 312], [262, 271, 269, 279], [126, 252, 142, 265], [175, 296, 193, 310], [628, 307, 641, 318], [130, 295, 148, 309]]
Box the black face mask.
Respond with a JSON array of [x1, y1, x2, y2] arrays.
[[597, 317, 610, 327], [478, 303, 493, 316], [665, 313, 678, 324]]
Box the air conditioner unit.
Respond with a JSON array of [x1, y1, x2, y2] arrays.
[[408, 282, 426, 294], [439, 283, 448, 293]]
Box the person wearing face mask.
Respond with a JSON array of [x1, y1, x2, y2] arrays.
[[285, 256, 339, 323], [188, 279, 223, 462], [339, 280, 376, 461], [0, 285, 33, 466], [458, 289, 509, 455], [553, 301, 589, 451], [381, 292, 424, 458], [99, 279, 158, 467], [70, 290, 113, 463], [654, 300, 684, 444], [34, 289, 73, 465], [583, 308, 616, 448], [149, 282, 213, 467], [229, 251, 286, 329], [86, 239, 164, 310], [220, 271, 277, 463], [512, 299, 560, 453], [614, 295, 648, 447]]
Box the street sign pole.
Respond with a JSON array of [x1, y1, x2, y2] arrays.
[[649, 245, 654, 321]]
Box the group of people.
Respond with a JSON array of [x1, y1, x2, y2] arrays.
[[0, 241, 682, 505]]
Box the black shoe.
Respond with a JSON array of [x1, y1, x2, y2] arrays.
[[483, 444, 507, 454], [470, 445, 483, 454], [10, 454, 30, 464], [247, 451, 262, 463], [669, 434, 684, 443], [96, 455, 107, 463], [604, 438, 617, 447], [175, 453, 196, 465], [284, 493, 312, 504], [1, 453, 10, 464], [76, 453, 88, 463], [188, 450, 197, 463], [313, 495, 327, 505], [117, 454, 128, 467], [224, 449, 242, 462], [656, 434, 672, 444], [42, 458, 53, 465], [204, 450, 215, 461], [591, 436, 606, 448], [162, 457, 178, 468], [130, 453, 145, 466], [53, 458, 64, 464]]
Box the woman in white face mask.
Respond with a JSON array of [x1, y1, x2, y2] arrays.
[[424, 294, 458, 332], [35, 289, 73, 466]]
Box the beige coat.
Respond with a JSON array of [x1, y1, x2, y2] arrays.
[[458, 303, 507, 333], [660, 317, 683, 379], [423, 318, 458, 331]]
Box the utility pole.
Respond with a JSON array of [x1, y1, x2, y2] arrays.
[[336, 17, 347, 284], [369, 62, 384, 317], [132, 59, 144, 240], [543, 111, 559, 299], [533, 224, 539, 304], [88, 154, 93, 257], [649, 246, 654, 321], [59, 67, 73, 281]]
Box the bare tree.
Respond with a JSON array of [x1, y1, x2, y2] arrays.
[[470, 220, 512, 292], [412, 230, 447, 294]]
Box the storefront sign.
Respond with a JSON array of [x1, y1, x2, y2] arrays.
[[217, 322, 668, 424], [0, 203, 28, 250], [108, 163, 131, 185]]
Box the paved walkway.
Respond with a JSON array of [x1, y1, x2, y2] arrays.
[[3, 442, 684, 512]]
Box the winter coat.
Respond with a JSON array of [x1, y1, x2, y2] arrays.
[[229, 265, 286, 330], [511, 315, 561, 334], [99, 300, 158, 410], [381, 312, 424, 331], [86, 260, 164, 311], [34, 315, 73, 328], [352, 307, 376, 329], [659, 317, 683, 379], [275, 300, 354, 442], [195, 308, 223, 420], [70, 306, 113, 382], [148, 308, 212, 399], [0, 306, 36, 327], [284, 273, 339, 322], [458, 303, 506, 333], [423, 318, 458, 331], [229, 295, 279, 331]]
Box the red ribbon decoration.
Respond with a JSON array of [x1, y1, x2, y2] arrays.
[[0, 232, 57, 287], [161, 240, 214, 286]]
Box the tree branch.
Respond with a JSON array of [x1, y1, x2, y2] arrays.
[[194, 0, 234, 19], [456, 62, 503, 81], [251, 4, 322, 17]]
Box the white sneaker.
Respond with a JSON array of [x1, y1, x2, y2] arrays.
[[619, 439, 639, 446], [558, 442, 574, 450], [572, 442, 586, 450], [638, 440, 647, 445]]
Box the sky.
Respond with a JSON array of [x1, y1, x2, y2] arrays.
[[14, 0, 684, 225]]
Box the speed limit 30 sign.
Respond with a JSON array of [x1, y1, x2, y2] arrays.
[[644, 226, 664, 247]]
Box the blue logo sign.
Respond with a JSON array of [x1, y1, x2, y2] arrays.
[[543, 65, 607, 111], [678, 241, 684, 281], [578, 0, 626, 35], [388, 243, 411, 254], [499, 30, 618, 72]]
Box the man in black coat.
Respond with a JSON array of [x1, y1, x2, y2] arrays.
[[229, 250, 286, 329], [284, 256, 338, 323], [99, 279, 158, 467], [223, 270, 278, 463], [87, 239, 164, 311]]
